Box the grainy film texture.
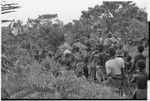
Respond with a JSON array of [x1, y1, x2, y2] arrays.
[[1, 0, 149, 100]]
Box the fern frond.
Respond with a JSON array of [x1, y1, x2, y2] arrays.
[[10, 87, 35, 99], [33, 84, 55, 94], [9, 84, 55, 99]]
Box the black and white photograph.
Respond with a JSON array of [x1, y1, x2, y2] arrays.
[[1, 0, 149, 100]]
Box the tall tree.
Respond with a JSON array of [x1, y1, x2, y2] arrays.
[[78, 1, 148, 45]]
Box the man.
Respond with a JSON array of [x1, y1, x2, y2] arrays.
[[94, 44, 108, 82], [61, 49, 73, 70], [103, 33, 113, 47], [103, 33, 118, 50], [105, 47, 125, 95], [72, 46, 83, 73], [131, 59, 148, 99], [130, 45, 146, 73], [59, 42, 72, 53], [145, 57, 149, 76], [105, 47, 125, 77]]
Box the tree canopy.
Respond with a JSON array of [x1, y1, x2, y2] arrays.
[[1, 1, 149, 99]]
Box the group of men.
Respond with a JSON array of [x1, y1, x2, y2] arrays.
[[34, 32, 148, 99]]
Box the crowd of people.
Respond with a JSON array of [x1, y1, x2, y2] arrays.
[[34, 32, 149, 99]]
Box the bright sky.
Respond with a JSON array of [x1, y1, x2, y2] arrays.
[[1, 0, 150, 26]]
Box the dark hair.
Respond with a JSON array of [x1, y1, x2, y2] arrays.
[[124, 51, 128, 57], [126, 55, 132, 62], [137, 45, 144, 53], [117, 51, 122, 55], [117, 56, 123, 58], [108, 47, 116, 57], [136, 59, 146, 71], [65, 53, 71, 57], [116, 51, 123, 58]]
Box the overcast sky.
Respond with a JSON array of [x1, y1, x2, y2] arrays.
[[2, 0, 150, 25]]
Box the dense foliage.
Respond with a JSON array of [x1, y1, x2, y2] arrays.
[[1, 1, 148, 99]]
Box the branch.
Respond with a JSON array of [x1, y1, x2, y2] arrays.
[[1, 10, 15, 14], [2, 3, 19, 6], [2, 6, 21, 11], [1, 20, 13, 23]]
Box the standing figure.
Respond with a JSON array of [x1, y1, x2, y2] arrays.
[[131, 59, 148, 99], [94, 44, 108, 82], [125, 55, 132, 73], [105, 47, 125, 95], [130, 45, 146, 73]]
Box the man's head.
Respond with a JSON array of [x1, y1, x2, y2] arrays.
[[136, 59, 146, 72], [137, 45, 144, 53], [116, 51, 123, 58], [124, 51, 128, 57], [108, 47, 116, 57], [126, 55, 132, 62]]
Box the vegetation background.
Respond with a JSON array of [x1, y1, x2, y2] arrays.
[[1, 1, 149, 99]]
